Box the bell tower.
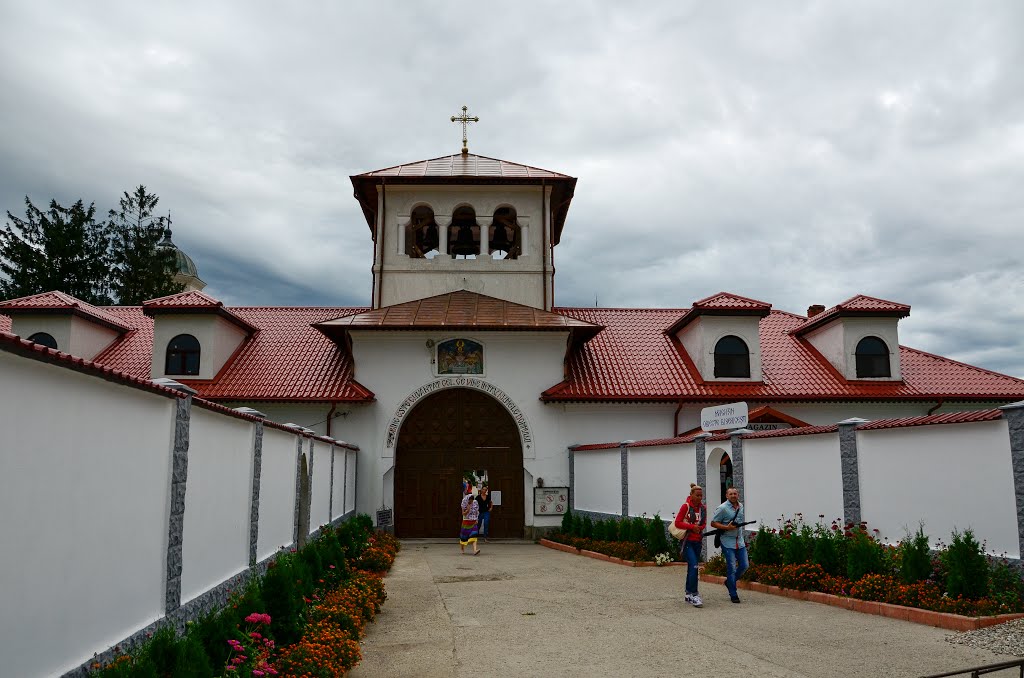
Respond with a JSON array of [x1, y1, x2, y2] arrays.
[[350, 148, 576, 311]]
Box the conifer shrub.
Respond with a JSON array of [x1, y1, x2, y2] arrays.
[[571, 513, 583, 537], [899, 525, 932, 584], [749, 525, 783, 566], [846, 527, 885, 582], [811, 524, 843, 576], [560, 508, 574, 535], [262, 557, 303, 647], [604, 519, 619, 542], [581, 515, 594, 539], [592, 519, 606, 541], [646, 514, 669, 557], [781, 522, 815, 565], [629, 517, 647, 543], [942, 529, 989, 599], [139, 626, 180, 673]]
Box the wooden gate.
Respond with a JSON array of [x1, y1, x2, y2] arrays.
[[394, 387, 524, 538]]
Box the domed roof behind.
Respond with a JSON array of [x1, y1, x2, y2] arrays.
[[157, 228, 203, 282]]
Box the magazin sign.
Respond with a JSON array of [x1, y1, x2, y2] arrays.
[[700, 402, 749, 431]]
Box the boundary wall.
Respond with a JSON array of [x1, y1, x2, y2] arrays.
[[570, 407, 1024, 562], [0, 333, 360, 677]]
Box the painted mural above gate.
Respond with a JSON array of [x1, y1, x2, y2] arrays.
[[437, 338, 483, 375]]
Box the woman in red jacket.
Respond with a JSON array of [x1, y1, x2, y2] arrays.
[[674, 483, 707, 607]]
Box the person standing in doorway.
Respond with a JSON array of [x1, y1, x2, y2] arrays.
[[476, 486, 493, 542], [460, 486, 481, 555], [674, 483, 707, 607], [711, 487, 748, 603]]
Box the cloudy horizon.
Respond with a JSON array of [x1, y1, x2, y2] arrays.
[[1, 1, 1022, 377]]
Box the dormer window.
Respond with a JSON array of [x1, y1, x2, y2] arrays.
[[489, 207, 521, 260], [855, 336, 890, 378], [27, 332, 58, 350], [406, 206, 440, 259], [714, 335, 751, 378], [448, 206, 480, 258], [166, 334, 201, 376]]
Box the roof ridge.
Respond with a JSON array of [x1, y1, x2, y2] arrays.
[[354, 152, 573, 179]]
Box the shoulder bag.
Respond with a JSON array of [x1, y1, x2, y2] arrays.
[[713, 504, 742, 549]]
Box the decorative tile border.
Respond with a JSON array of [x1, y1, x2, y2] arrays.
[[699, 573, 1024, 631]]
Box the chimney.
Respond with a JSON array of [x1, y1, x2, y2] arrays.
[[807, 304, 825, 318]]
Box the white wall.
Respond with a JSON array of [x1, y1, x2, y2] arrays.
[[151, 314, 247, 380], [741, 434, 844, 530], [0, 354, 174, 678], [310, 440, 333, 531], [257, 428, 299, 560], [10, 314, 73, 352], [70, 315, 121, 360], [345, 449, 357, 513], [180, 408, 253, 603], [574, 449, 622, 515], [858, 420, 1018, 556], [628, 444, 697, 519], [677, 315, 764, 382], [332, 447, 346, 520]]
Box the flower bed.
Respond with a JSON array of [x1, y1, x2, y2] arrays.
[[89, 516, 400, 676], [544, 509, 682, 565], [700, 515, 1024, 625]]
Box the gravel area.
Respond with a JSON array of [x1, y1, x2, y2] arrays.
[[947, 619, 1024, 656]]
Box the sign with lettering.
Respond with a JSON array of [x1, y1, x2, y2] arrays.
[[749, 422, 790, 431], [534, 487, 569, 516], [376, 507, 393, 527], [386, 377, 532, 451], [700, 402, 749, 431]]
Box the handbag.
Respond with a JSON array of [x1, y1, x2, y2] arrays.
[[668, 520, 688, 540]]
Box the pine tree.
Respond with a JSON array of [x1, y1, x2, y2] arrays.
[[107, 186, 184, 304], [0, 196, 112, 304]]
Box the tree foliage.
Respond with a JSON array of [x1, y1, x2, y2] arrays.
[[0, 197, 112, 304], [0, 185, 184, 305], [107, 185, 184, 304]]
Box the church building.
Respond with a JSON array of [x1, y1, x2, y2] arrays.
[[3, 147, 1024, 539]]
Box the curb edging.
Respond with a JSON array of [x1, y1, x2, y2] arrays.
[[698, 574, 1024, 631]]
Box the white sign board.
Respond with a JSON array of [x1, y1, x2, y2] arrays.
[[700, 402, 749, 431], [490, 490, 502, 506]]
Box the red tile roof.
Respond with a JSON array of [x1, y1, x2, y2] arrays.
[[666, 292, 772, 334], [92, 306, 374, 402], [543, 307, 1024, 402], [142, 290, 258, 333], [792, 295, 911, 335], [855, 409, 1004, 430], [0, 291, 132, 332], [319, 291, 601, 343], [350, 153, 577, 245]]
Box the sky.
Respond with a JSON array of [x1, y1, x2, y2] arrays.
[[1, 1, 1022, 377]]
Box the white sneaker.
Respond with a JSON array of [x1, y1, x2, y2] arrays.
[[684, 593, 694, 604], [691, 594, 703, 608]]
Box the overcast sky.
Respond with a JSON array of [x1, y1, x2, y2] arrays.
[[1, 1, 1022, 377]]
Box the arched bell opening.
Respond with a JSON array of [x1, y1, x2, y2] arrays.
[[394, 387, 524, 538], [406, 205, 440, 259], [448, 205, 480, 259], [489, 206, 521, 260]]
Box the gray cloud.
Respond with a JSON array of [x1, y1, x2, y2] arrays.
[[1, 1, 1022, 376]]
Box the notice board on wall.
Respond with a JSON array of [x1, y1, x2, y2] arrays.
[[533, 487, 569, 515]]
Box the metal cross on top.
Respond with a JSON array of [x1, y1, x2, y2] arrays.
[[450, 105, 479, 155]]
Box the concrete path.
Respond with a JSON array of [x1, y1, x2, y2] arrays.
[[351, 542, 1012, 678]]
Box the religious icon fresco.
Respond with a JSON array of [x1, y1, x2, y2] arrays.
[[437, 338, 483, 375]]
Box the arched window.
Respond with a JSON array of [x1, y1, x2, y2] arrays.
[[714, 335, 750, 378], [406, 205, 439, 258], [166, 334, 201, 376], [855, 336, 890, 378], [489, 206, 521, 260], [27, 332, 58, 350], [448, 206, 479, 258]]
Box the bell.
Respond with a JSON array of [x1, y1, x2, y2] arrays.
[[450, 222, 477, 256], [489, 223, 513, 254], [421, 222, 439, 252]]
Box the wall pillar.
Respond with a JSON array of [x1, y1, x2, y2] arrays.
[[694, 433, 712, 560], [620, 442, 631, 517], [248, 421, 264, 567], [999, 402, 1024, 561], [328, 443, 335, 521], [343, 447, 349, 516], [567, 446, 576, 512], [838, 418, 869, 526], [292, 436, 303, 546], [165, 395, 191, 613]]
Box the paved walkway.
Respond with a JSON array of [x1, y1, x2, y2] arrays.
[[351, 542, 1011, 678]]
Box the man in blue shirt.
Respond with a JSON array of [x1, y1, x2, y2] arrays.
[[711, 487, 747, 603]]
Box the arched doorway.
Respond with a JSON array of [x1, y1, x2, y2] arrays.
[[394, 387, 525, 538], [706, 446, 732, 510]]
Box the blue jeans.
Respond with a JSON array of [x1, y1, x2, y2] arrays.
[[723, 546, 749, 598], [682, 540, 702, 594], [479, 512, 490, 537]]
